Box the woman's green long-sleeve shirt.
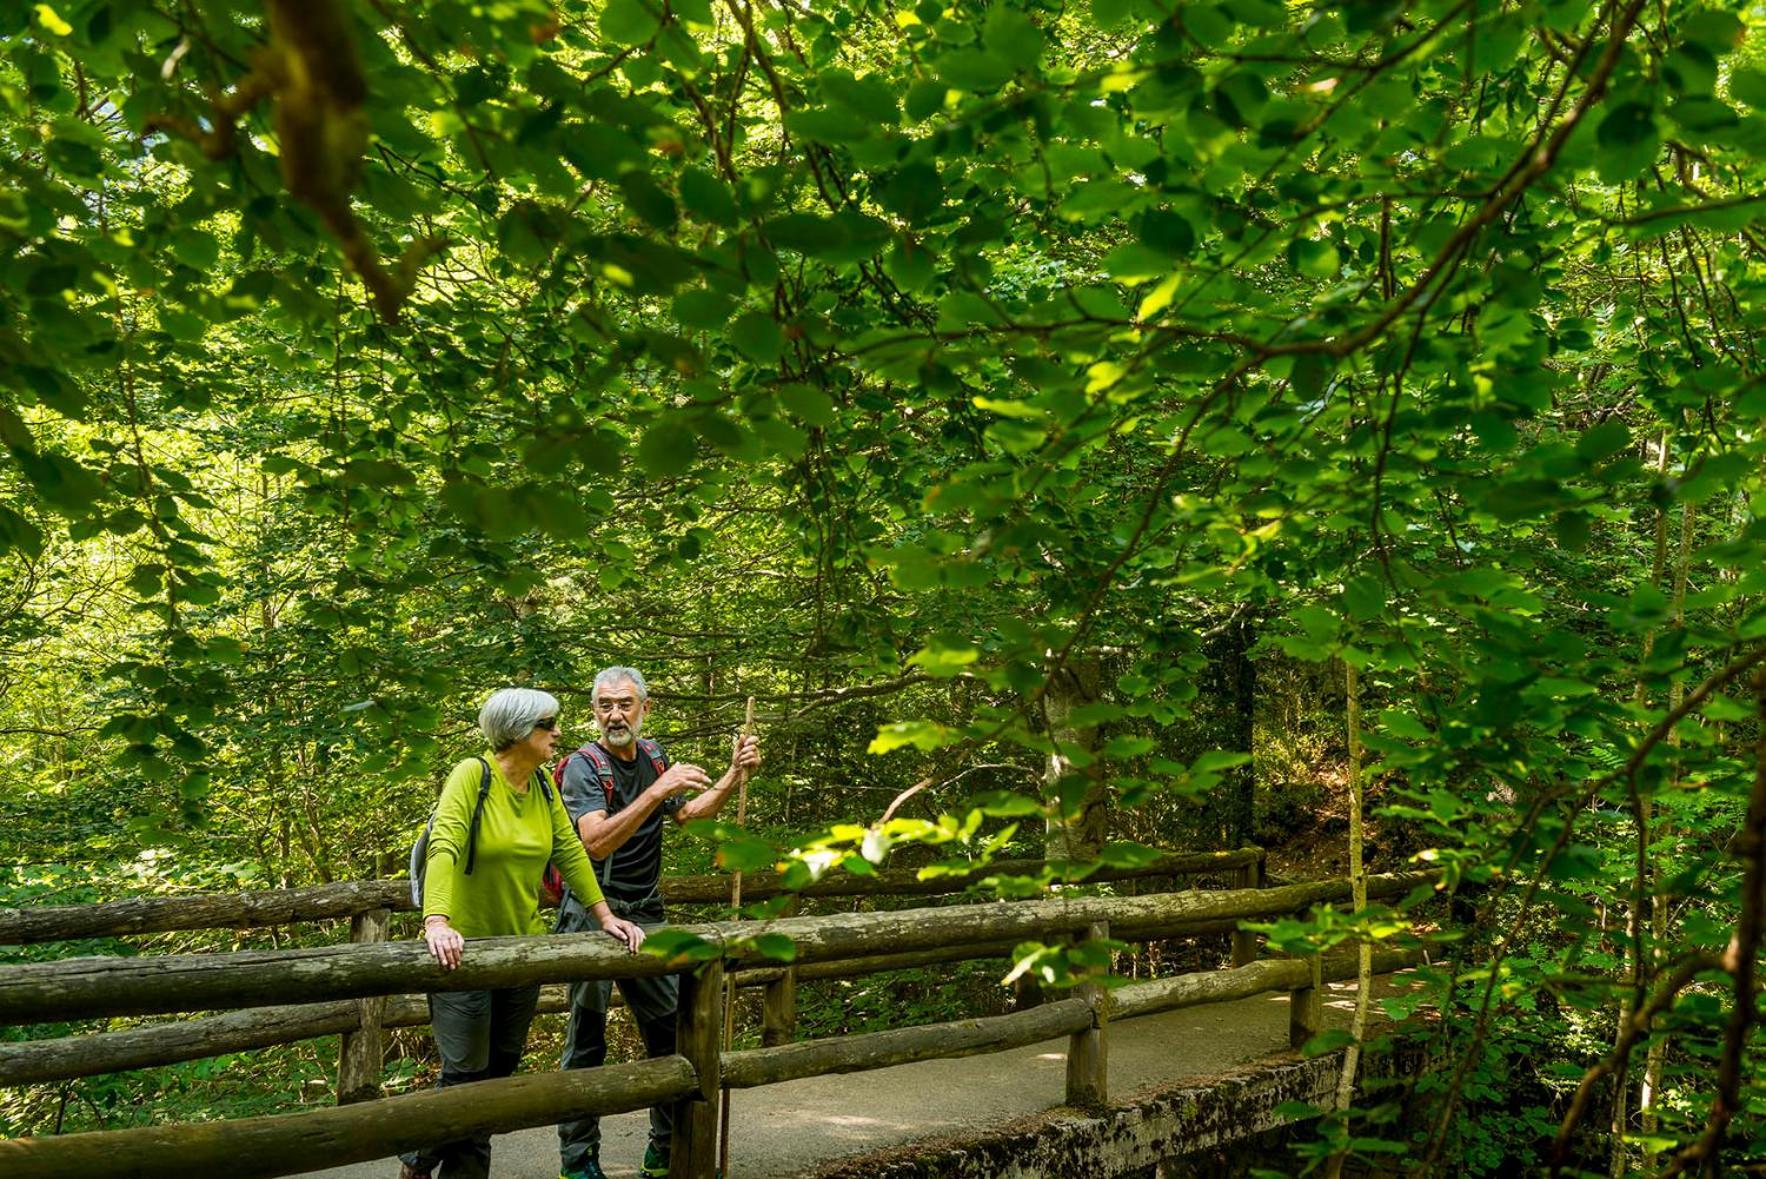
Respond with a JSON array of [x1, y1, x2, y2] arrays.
[[422, 753, 606, 938]]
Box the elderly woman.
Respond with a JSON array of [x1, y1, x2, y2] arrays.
[[399, 688, 645, 1179]]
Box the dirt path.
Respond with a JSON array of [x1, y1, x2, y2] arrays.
[[308, 977, 1398, 1179]]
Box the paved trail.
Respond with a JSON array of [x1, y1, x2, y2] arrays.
[[310, 978, 1391, 1179]]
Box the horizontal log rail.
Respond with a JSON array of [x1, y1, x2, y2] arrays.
[[0, 873, 1432, 1026], [0, 1055, 697, 1179], [0, 848, 1262, 945], [721, 997, 1095, 1089], [0, 920, 1245, 1087], [1112, 947, 1424, 1020]]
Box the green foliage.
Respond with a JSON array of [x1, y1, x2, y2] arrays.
[[2, 0, 1766, 1169]]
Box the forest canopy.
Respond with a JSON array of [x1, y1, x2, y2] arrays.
[[3, 0, 1766, 1171]]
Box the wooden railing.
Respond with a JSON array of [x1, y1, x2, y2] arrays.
[[0, 866, 1431, 1179], [0, 848, 1264, 944], [0, 848, 1264, 1099]]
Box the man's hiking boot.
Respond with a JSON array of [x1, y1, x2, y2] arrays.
[[639, 1142, 670, 1177], [560, 1161, 608, 1179]]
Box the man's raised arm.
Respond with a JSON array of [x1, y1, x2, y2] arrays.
[[674, 734, 761, 823], [574, 761, 711, 859]]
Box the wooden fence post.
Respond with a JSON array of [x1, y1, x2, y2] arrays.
[[1231, 858, 1262, 967], [337, 907, 389, 1103], [761, 897, 799, 1047], [1064, 920, 1109, 1112], [670, 955, 724, 1179], [1289, 953, 1323, 1049]]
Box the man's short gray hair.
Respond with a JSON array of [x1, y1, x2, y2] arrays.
[[593, 666, 649, 700], [478, 687, 560, 751]]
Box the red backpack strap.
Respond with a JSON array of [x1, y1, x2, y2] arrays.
[[638, 737, 668, 777], [551, 744, 615, 811], [577, 742, 616, 812]]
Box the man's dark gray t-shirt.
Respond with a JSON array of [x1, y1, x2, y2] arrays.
[[558, 741, 681, 914]]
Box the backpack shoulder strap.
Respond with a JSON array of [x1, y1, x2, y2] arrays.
[[637, 737, 668, 776], [569, 742, 617, 813], [463, 757, 494, 876]]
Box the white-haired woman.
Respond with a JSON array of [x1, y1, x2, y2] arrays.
[[399, 687, 644, 1179]]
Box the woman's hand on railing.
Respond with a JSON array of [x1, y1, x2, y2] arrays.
[[601, 915, 646, 954], [423, 915, 464, 971]]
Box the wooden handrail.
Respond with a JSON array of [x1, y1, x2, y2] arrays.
[[1112, 948, 1423, 1020], [0, 944, 1430, 1179], [0, 922, 1242, 1087], [720, 998, 1095, 1088], [0, 1055, 697, 1179], [0, 848, 1263, 945], [0, 873, 1430, 1026]]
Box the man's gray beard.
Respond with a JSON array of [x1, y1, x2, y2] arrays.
[[602, 725, 638, 748]]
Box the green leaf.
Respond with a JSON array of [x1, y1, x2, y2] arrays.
[[1301, 1028, 1356, 1057], [642, 928, 723, 964], [972, 791, 1044, 817], [1192, 750, 1251, 774], [0, 505, 43, 558], [786, 107, 874, 144], [1287, 238, 1339, 280], [821, 71, 900, 124], [672, 289, 735, 331], [984, 8, 1044, 71], [937, 49, 1013, 92], [729, 311, 784, 364], [882, 163, 944, 225], [766, 212, 849, 256], [679, 168, 738, 225], [748, 932, 798, 963], [778, 384, 837, 426], [1730, 67, 1766, 108], [600, 0, 662, 45], [618, 172, 678, 230], [716, 834, 778, 873], [1139, 209, 1196, 257], [1091, 0, 1129, 28], [1575, 420, 1631, 464], [1555, 510, 1592, 551], [1595, 101, 1661, 181], [1681, 8, 1743, 53], [638, 420, 697, 476], [1103, 734, 1155, 758], [869, 721, 957, 753], [1343, 575, 1385, 621], [886, 239, 937, 291], [905, 80, 948, 122]]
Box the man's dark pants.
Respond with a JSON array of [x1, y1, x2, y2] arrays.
[[401, 984, 542, 1179], [559, 911, 677, 1172]]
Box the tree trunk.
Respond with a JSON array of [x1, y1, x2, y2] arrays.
[[1043, 656, 1106, 862], [1201, 619, 1257, 848]]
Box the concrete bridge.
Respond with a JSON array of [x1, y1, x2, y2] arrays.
[[0, 856, 1434, 1179]]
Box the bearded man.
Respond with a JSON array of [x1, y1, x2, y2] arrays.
[[554, 665, 761, 1179]]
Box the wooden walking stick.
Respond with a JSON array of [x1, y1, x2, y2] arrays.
[[717, 696, 755, 1177]]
